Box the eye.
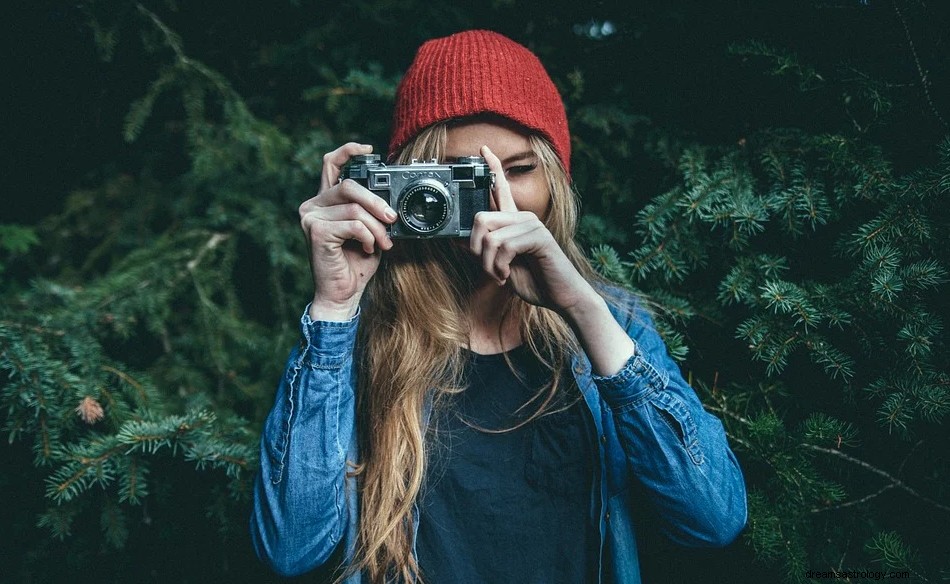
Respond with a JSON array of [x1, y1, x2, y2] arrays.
[[505, 163, 538, 176]]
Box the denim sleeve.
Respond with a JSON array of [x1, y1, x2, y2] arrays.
[[250, 307, 359, 577], [593, 300, 748, 548]]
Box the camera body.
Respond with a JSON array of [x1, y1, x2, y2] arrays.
[[340, 154, 493, 238]]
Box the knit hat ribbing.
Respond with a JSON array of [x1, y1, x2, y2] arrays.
[[389, 30, 571, 174]]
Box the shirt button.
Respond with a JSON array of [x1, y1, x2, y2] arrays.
[[605, 512, 611, 522], [574, 365, 585, 374], [600, 435, 607, 445]]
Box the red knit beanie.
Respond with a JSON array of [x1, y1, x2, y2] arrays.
[[389, 30, 571, 174]]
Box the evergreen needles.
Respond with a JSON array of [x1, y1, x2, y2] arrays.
[[4, 2, 949, 582]]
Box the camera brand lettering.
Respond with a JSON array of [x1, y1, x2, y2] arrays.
[[401, 170, 441, 180]]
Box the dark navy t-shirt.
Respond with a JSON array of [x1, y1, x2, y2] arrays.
[[416, 344, 597, 583]]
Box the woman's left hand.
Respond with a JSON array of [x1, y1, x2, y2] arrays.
[[469, 145, 598, 315]]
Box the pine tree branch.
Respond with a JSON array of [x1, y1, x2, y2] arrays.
[[706, 402, 950, 513], [723, 431, 754, 451], [53, 413, 228, 502], [836, 532, 853, 573], [803, 444, 950, 513], [128, 457, 138, 501], [39, 411, 51, 461], [897, 440, 924, 475], [135, 4, 238, 100], [186, 232, 229, 272], [703, 403, 752, 425], [810, 484, 895, 513], [0, 321, 66, 337], [211, 454, 250, 469], [135, 4, 186, 61], [73, 444, 126, 467], [891, 0, 948, 128], [54, 443, 126, 499], [92, 232, 230, 311], [101, 365, 148, 404]]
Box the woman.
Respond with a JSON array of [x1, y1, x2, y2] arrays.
[[251, 30, 747, 583]]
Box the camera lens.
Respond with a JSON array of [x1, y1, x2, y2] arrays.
[[398, 181, 450, 234]]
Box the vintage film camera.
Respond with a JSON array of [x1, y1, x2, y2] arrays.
[[340, 154, 493, 238]]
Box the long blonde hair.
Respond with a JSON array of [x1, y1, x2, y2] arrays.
[[345, 119, 605, 583]]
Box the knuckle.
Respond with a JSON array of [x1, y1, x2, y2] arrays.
[[339, 179, 356, 196], [348, 178, 368, 196], [308, 223, 324, 243], [343, 202, 361, 217], [300, 210, 317, 230], [351, 220, 370, 235]]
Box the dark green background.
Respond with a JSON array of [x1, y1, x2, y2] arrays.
[[3, 1, 948, 583]]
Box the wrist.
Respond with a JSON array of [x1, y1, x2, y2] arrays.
[[561, 290, 635, 377], [308, 297, 361, 322], [560, 287, 608, 326]]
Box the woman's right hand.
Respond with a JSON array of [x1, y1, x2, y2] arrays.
[[299, 143, 397, 321]]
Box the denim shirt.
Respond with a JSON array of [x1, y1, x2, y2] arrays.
[[250, 291, 748, 582]]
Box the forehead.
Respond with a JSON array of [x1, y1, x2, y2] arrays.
[[444, 121, 533, 158]]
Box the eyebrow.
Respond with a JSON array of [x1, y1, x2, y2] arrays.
[[501, 150, 537, 165]]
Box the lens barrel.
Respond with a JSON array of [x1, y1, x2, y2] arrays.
[[398, 179, 451, 234]]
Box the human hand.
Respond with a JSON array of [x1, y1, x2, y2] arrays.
[[299, 143, 397, 321], [469, 145, 598, 315]]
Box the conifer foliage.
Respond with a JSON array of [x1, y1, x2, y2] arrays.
[[3, 1, 949, 582], [588, 130, 949, 581], [579, 25, 949, 584]]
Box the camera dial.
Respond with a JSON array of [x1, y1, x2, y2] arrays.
[[398, 179, 451, 235], [455, 156, 486, 165]]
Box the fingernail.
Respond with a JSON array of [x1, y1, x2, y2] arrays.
[[385, 208, 398, 222], [361, 144, 373, 150]]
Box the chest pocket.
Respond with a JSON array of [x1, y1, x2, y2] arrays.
[[524, 404, 594, 497]]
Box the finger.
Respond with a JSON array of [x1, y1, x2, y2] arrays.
[[322, 219, 378, 255], [317, 178, 399, 226], [479, 220, 545, 284], [319, 142, 373, 192], [311, 203, 394, 250], [492, 226, 551, 283], [480, 145, 518, 213], [469, 211, 538, 256]]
